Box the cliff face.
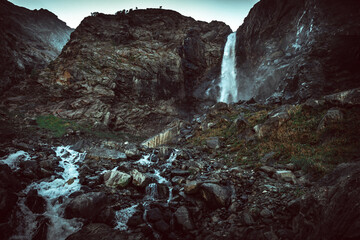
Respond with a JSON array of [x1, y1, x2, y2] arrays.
[[38, 9, 231, 136], [0, 0, 73, 93], [235, 0, 360, 103]]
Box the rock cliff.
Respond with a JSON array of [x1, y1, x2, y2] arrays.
[[234, 0, 360, 103], [0, 0, 73, 93], [38, 9, 231, 136]]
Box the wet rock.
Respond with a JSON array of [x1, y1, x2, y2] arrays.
[[206, 137, 220, 149], [32, 216, 50, 240], [104, 170, 132, 188], [65, 192, 107, 220], [275, 170, 297, 184], [25, 189, 46, 214], [124, 144, 140, 160], [317, 108, 344, 131], [154, 219, 170, 233], [200, 183, 231, 208], [130, 169, 149, 188], [87, 147, 127, 161], [171, 169, 191, 177], [171, 176, 185, 184], [174, 206, 194, 230], [184, 181, 201, 194], [146, 208, 163, 223]]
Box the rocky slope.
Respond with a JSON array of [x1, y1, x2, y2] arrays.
[[234, 0, 360, 103], [1, 89, 359, 239], [0, 0, 73, 93], [38, 9, 231, 136]]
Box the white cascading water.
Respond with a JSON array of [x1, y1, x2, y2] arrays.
[[10, 146, 86, 240], [218, 32, 238, 103]]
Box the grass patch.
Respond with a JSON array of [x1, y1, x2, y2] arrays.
[[187, 104, 360, 176], [35, 114, 141, 141]]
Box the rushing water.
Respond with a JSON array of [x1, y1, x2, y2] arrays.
[[10, 146, 86, 240], [114, 149, 178, 237], [218, 32, 238, 103]]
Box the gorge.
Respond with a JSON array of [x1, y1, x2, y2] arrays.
[[1, 0, 360, 239]]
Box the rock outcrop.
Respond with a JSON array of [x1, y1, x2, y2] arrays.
[[234, 0, 360, 103], [0, 0, 73, 93], [38, 9, 231, 136]]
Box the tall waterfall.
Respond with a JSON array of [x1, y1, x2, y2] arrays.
[[218, 32, 238, 103]]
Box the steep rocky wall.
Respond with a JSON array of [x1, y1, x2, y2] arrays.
[[38, 9, 231, 136], [235, 0, 360, 103], [0, 0, 73, 93]]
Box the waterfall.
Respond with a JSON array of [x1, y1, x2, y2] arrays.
[[218, 32, 238, 103]]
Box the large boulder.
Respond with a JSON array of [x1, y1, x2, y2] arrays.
[[64, 192, 107, 220], [199, 183, 232, 208], [104, 170, 132, 188], [292, 161, 360, 240]]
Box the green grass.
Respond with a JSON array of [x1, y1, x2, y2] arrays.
[[187, 104, 360, 176], [35, 114, 142, 141], [36, 115, 71, 137]]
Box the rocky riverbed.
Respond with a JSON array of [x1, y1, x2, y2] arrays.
[[1, 88, 359, 240]]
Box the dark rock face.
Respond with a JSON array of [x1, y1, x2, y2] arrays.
[[235, 0, 360, 103], [0, 0, 73, 93], [38, 9, 231, 136], [293, 162, 360, 240]]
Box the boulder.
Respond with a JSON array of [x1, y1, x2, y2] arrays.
[[206, 137, 220, 149], [65, 192, 107, 220], [130, 169, 150, 188], [104, 170, 132, 188], [87, 147, 127, 161], [200, 183, 231, 208], [25, 189, 47, 214], [317, 108, 344, 131], [324, 88, 360, 106], [174, 206, 194, 230], [124, 144, 140, 160], [184, 181, 201, 195], [275, 170, 297, 184]]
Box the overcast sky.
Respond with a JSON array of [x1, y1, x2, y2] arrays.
[[8, 0, 259, 31]]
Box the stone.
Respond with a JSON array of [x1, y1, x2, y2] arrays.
[[146, 208, 163, 223], [65, 192, 106, 220], [324, 88, 360, 106], [171, 169, 191, 177], [260, 208, 273, 218], [184, 181, 201, 194], [124, 144, 140, 160], [206, 137, 220, 149], [171, 176, 185, 184], [200, 183, 231, 208], [87, 147, 127, 161], [259, 166, 276, 175], [25, 189, 46, 214], [174, 206, 194, 230], [104, 170, 132, 188], [275, 170, 297, 184], [154, 219, 170, 233], [317, 108, 344, 131], [241, 212, 255, 226], [130, 169, 149, 188]]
